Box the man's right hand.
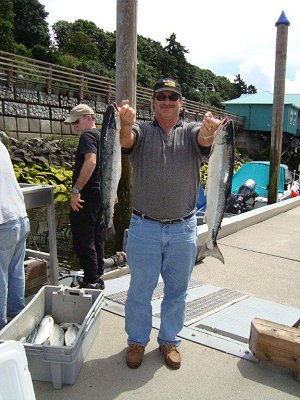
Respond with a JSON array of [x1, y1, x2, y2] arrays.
[[119, 100, 136, 127], [119, 100, 136, 149]]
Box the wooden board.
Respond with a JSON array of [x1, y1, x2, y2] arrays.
[[24, 259, 48, 297], [249, 318, 300, 381]]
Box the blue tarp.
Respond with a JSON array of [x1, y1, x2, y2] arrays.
[[231, 161, 287, 197]]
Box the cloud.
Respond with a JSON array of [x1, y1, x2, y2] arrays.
[[236, 48, 300, 94], [238, 49, 275, 92], [286, 70, 300, 94], [40, 0, 299, 94], [225, 74, 235, 84]]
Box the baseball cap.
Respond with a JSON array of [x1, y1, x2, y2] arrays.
[[64, 104, 95, 124], [153, 78, 182, 96]]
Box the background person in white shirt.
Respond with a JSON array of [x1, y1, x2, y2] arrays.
[[0, 141, 30, 330]]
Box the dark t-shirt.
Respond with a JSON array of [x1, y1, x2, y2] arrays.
[[72, 128, 101, 196]]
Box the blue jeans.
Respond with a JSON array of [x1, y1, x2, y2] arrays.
[[125, 214, 197, 347], [0, 217, 30, 329]]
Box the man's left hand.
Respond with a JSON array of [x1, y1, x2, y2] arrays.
[[71, 193, 85, 211], [198, 111, 221, 146]]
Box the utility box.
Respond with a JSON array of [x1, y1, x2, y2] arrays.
[[0, 286, 104, 389]]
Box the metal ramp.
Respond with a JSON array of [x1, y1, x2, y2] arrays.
[[103, 275, 300, 361]]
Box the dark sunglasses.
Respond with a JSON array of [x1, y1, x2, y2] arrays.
[[155, 92, 180, 101], [71, 118, 81, 126]]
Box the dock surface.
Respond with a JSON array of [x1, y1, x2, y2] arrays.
[[33, 201, 300, 399]]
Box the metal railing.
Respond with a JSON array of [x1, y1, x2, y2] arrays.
[[0, 50, 244, 126]]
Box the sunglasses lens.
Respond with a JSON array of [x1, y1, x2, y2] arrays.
[[169, 93, 179, 101], [156, 93, 165, 101], [155, 93, 180, 101]]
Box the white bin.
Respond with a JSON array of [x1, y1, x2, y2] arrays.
[[0, 340, 36, 400]]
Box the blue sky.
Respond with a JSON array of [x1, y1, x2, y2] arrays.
[[40, 0, 300, 94]]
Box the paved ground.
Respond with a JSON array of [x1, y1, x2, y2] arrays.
[[32, 203, 300, 399]]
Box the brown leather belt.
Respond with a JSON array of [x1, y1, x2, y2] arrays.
[[132, 209, 195, 224]]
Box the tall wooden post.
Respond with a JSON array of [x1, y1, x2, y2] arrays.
[[268, 11, 290, 204], [115, 0, 137, 106], [114, 0, 138, 251]]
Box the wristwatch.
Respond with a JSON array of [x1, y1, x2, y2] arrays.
[[72, 187, 80, 194]]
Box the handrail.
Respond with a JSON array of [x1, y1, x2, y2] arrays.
[[0, 50, 244, 126]]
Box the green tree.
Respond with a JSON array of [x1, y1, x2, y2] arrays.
[[137, 35, 177, 87], [4, 4, 258, 107], [214, 75, 236, 102], [233, 74, 247, 97], [0, 0, 15, 52], [137, 59, 158, 88], [164, 33, 189, 62], [56, 53, 79, 69], [71, 20, 116, 68], [14, 42, 31, 56], [13, 0, 50, 48], [164, 33, 190, 83], [233, 74, 257, 98], [31, 44, 59, 63], [77, 59, 115, 79], [53, 19, 116, 69], [62, 31, 99, 60], [247, 84, 257, 94], [52, 20, 73, 48]]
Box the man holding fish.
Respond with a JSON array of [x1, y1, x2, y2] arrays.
[[119, 78, 222, 369]]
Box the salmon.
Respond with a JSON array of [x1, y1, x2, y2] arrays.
[[64, 324, 79, 347], [33, 315, 54, 345], [100, 103, 122, 233], [197, 117, 234, 264]]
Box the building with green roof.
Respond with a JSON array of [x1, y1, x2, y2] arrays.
[[222, 92, 300, 136]]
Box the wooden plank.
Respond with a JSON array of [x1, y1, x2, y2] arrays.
[[249, 318, 300, 377], [24, 259, 48, 297]]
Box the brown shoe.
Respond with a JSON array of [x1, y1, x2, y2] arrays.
[[126, 344, 145, 369], [159, 344, 181, 369]]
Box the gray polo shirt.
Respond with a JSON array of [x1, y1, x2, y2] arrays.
[[123, 119, 204, 220]]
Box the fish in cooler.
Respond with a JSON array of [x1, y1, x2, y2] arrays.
[[49, 323, 65, 347], [64, 324, 80, 347], [27, 316, 80, 347], [33, 315, 54, 344]]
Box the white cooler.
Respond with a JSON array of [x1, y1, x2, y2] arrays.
[[0, 340, 36, 400]]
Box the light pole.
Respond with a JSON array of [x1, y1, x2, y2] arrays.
[[196, 82, 215, 103]]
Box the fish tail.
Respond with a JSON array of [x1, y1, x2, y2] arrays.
[[103, 211, 114, 237], [196, 243, 225, 264], [107, 224, 116, 237], [104, 218, 116, 238]]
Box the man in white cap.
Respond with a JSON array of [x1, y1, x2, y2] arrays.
[[64, 104, 105, 290]]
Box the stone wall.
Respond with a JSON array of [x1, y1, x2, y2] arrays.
[[1, 81, 284, 163], [0, 83, 115, 139]]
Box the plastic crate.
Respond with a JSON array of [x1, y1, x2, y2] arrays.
[[0, 285, 104, 389]]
